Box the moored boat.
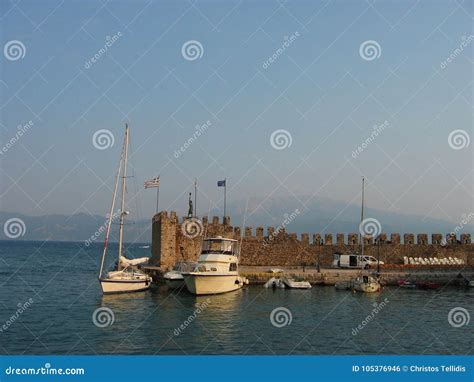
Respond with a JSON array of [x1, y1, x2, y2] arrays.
[[282, 277, 312, 289], [164, 262, 196, 289], [352, 275, 381, 293], [98, 125, 152, 294], [335, 177, 381, 293], [182, 236, 248, 295]]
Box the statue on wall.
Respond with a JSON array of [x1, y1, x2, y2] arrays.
[[188, 192, 193, 218]]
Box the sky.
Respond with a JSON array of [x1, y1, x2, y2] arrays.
[[0, 0, 472, 228]]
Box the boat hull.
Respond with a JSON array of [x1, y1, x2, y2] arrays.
[[99, 278, 151, 294], [183, 274, 244, 295], [165, 278, 185, 289], [353, 282, 381, 293]]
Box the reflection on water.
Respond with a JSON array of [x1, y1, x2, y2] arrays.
[[1, 241, 473, 355]]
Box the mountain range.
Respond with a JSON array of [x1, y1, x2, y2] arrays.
[[1, 195, 470, 243]]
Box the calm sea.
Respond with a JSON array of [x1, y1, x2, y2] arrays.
[[0, 241, 472, 355]]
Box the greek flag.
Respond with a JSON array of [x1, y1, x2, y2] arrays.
[[217, 179, 226, 187], [144, 176, 160, 188]]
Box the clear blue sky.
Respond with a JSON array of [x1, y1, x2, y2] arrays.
[[0, 0, 472, 226]]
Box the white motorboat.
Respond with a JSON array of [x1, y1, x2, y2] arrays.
[[98, 125, 152, 294], [282, 277, 312, 289], [182, 237, 248, 295], [163, 262, 197, 289]]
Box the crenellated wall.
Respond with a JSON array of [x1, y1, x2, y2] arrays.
[[150, 211, 474, 270]]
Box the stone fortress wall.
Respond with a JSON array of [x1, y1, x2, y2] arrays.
[[150, 211, 474, 270]]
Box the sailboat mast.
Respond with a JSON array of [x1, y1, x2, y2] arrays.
[[360, 176, 365, 258], [99, 130, 125, 278], [117, 124, 129, 271]]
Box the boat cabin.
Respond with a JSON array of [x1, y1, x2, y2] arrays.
[[192, 237, 240, 274], [201, 237, 239, 256]]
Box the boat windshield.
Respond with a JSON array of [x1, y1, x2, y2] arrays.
[[201, 239, 237, 255]]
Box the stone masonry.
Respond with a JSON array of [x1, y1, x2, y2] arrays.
[[151, 211, 474, 270]]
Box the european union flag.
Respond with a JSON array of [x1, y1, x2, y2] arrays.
[[217, 180, 226, 187]]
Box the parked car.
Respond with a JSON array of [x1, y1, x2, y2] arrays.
[[331, 252, 384, 269]]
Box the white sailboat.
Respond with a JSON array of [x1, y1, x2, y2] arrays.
[[352, 177, 381, 293], [335, 177, 381, 293], [98, 125, 152, 294]]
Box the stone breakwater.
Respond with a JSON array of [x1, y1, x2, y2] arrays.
[[142, 266, 474, 287], [150, 211, 474, 270]]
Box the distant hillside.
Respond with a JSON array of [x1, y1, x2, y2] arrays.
[[0, 195, 471, 242], [209, 195, 471, 236], [0, 211, 152, 243]]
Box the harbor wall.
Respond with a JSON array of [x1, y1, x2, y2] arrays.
[[150, 211, 474, 270]]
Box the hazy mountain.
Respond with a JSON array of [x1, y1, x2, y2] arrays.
[[0, 211, 152, 243], [209, 195, 470, 236], [0, 195, 470, 242]]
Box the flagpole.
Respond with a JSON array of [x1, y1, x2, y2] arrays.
[[156, 184, 160, 214], [224, 178, 226, 219]]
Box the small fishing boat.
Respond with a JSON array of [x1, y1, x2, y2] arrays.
[[264, 277, 285, 289], [415, 281, 440, 290], [398, 279, 416, 289], [163, 262, 196, 289], [282, 277, 312, 289], [98, 125, 152, 294], [182, 236, 248, 295]]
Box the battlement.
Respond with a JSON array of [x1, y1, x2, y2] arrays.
[[151, 211, 474, 269], [153, 211, 473, 245]]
